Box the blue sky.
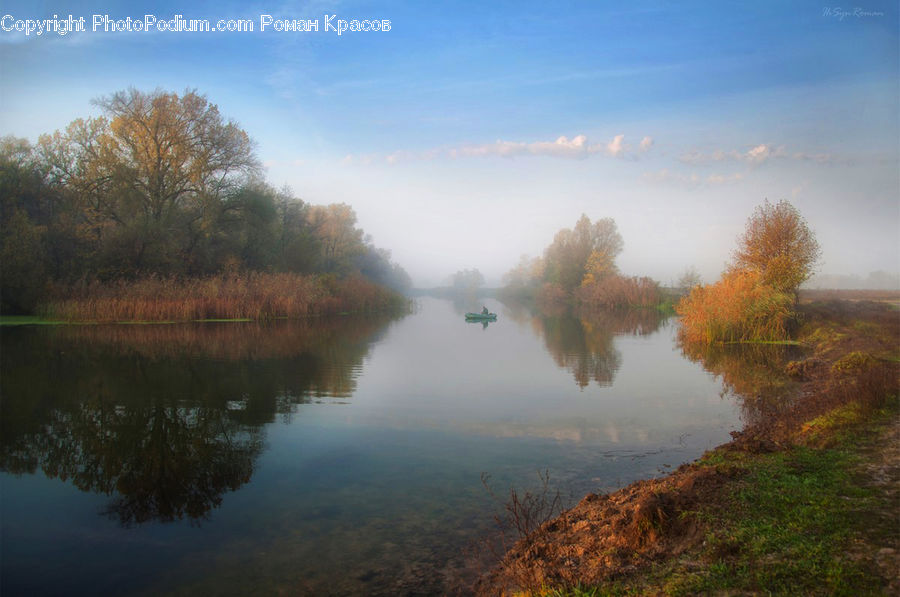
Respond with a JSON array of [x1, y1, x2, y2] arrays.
[[1, 0, 897, 286]]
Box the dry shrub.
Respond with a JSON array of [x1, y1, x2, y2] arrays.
[[481, 470, 563, 544], [575, 275, 662, 309], [827, 356, 898, 413], [535, 282, 569, 311], [475, 467, 722, 596], [41, 273, 406, 322], [676, 269, 795, 344]]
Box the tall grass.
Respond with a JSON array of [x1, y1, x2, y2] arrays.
[[575, 275, 663, 309], [676, 270, 795, 344], [41, 273, 408, 322]]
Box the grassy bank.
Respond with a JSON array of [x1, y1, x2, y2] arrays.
[[597, 405, 898, 596], [477, 298, 899, 596], [526, 404, 898, 597], [25, 273, 409, 323]]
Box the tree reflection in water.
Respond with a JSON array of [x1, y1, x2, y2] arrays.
[[0, 316, 394, 526], [678, 338, 803, 429], [504, 302, 667, 388]]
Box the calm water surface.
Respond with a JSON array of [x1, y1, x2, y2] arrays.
[[2, 297, 748, 595]]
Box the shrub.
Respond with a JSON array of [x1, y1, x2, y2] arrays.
[[575, 275, 662, 309], [676, 270, 795, 344]]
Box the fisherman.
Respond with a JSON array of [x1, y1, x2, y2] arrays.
[[482, 306, 489, 315]]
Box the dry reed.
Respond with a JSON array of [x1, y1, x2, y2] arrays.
[[576, 275, 663, 309], [40, 273, 406, 322], [676, 270, 795, 344]]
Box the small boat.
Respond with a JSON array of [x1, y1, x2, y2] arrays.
[[465, 312, 497, 320]]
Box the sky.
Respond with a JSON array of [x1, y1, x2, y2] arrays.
[[1, 0, 898, 287]]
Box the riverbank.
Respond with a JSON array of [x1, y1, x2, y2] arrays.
[[476, 298, 899, 595], [6, 273, 409, 323]]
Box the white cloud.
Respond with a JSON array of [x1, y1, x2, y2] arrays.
[[344, 133, 651, 165], [455, 134, 593, 158], [606, 134, 625, 157], [679, 143, 824, 166], [745, 144, 772, 163]]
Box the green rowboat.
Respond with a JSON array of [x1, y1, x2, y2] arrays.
[[465, 312, 497, 320]]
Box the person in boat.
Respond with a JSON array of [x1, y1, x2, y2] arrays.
[[482, 306, 489, 315]]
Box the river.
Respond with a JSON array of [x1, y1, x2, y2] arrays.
[[1, 296, 746, 595]]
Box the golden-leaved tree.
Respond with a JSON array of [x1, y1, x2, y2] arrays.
[[39, 88, 260, 274], [678, 199, 820, 344], [731, 199, 821, 293]]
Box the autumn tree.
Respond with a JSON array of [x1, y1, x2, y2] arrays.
[[1, 91, 412, 315], [39, 88, 260, 274], [543, 215, 623, 291], [731, 200, 820, 293], [306, 203, 366, 274], [677, 200, 819, 345], [502, 254, 545, 297]]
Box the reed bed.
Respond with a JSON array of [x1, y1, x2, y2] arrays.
[[575, 275, 663, 309], [41, 273, 407, 323], [676, 270, 795, 345]]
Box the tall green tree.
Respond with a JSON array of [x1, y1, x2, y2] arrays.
[[0, 138, 49, 311]]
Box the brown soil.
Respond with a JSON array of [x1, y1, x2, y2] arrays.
[[476, 300, 900, 596]]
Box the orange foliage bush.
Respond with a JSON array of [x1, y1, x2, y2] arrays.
[[676, 270, 795, 344], [42, 273, 406, 322]]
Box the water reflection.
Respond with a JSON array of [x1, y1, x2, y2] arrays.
[[1, 300, 748, 596], [0, 316, 395, 525], [678, 339, 804, 428], [466, 318, 493, 329], [504, 303, 667, 387]]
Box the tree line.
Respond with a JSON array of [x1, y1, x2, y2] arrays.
[[1, 88, 410, 314], [501, 200, 820, 337]]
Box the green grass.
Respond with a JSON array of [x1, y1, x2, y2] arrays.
[[537, 405, 896, 597], [674, 445, 881, 595], [663, 406, 896, 596], [0, 315, 67, 326]]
